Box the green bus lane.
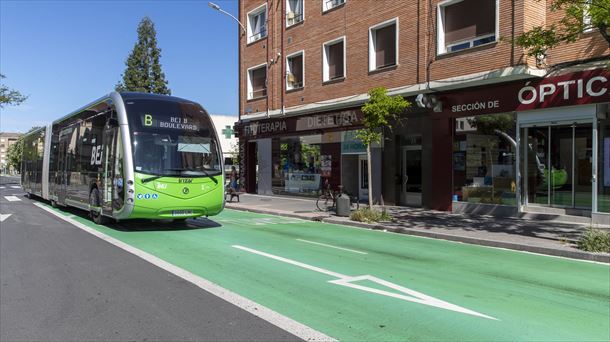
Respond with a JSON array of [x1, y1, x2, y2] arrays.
[[53, 206, 609, 341]]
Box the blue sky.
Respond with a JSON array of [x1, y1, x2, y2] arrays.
[[0, 0, 239, 132]]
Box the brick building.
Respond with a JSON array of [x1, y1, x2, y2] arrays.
[[235, 0, 610, 224]]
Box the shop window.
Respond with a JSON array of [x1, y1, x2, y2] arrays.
[[286, 0, 304, 26], [286, 51, 304, 90], [453, 114, 517, 206], [247, 4, 267, 44], [323, 37, 345, 82], [369, 19, 398, 71], [323, 0, 345, 12], [247, 64, 267, 100], [437, 0, 497, 54]]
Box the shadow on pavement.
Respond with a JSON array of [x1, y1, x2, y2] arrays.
[[385, 207, 585, 242]]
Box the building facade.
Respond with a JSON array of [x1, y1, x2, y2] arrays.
[[0, 132, 23, 174], [235, 0, 610, 224]]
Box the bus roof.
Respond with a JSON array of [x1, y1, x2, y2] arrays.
[[50, 92, 205, 127]]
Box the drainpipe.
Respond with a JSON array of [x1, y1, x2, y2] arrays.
[[280, 0, 285, 115]]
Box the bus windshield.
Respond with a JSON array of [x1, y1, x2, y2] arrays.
[[125, 99, 222, 177]]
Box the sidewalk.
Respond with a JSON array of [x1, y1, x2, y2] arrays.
[[225, 193, 610, 263]]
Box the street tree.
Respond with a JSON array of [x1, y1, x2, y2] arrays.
[[0, 74, 27, 108], [515, 0, 610, 59], [6, 126, 41, 173], [116, 17, 171, 95], [357, 87, 410, 208]]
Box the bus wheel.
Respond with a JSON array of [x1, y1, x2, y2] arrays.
[[89, 188, 109, 225]]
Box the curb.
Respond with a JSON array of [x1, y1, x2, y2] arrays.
[[226, 205, 610, 264]]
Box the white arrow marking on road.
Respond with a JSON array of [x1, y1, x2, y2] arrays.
[[296, 239, 368, 254], [0, 214, 11, 222], [233, 245, 497, 320], [4, 196, 21, 202], [10, 186, 20, 189]]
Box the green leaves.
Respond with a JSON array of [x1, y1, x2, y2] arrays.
[[0, 74, 27, 109], [515, 0, 610, 57], [116, 17, 171, 95], [357, 87, 410, 146]]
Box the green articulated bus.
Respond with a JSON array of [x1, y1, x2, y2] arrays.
[[21, 92, 225, 224]]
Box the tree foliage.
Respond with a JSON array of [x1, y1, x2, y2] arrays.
[[357, 87, 410, 147], [515, 0, 610, 58], [357, 87, 410, 207], [6, 126, 41, 172], [116, 17, 171, 95], [0, 74, 27, 109]]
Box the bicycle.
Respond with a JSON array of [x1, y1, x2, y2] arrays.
[[316, 184, 359, 212]]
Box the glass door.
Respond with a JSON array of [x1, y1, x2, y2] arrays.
[[401, 146, 422, 206], [522, 123, 592, 209]]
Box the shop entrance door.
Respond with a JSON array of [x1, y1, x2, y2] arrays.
[[401, 145, 422, 206], [358, 155, 368, 201], [522, 123, 592, 209]]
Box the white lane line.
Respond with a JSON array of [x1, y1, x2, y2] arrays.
[[0, 214, 12, 222], [32, 203, 336, 342], [4, 196, 21, 202], [0, 186, 5, 189], [296, 239, 368, 255], [10, 186, 20, 189], [233, 245, 497, 321]]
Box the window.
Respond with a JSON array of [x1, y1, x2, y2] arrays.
[[286, 51, 304, 90], [437, 0, 498, 54], [247, 63, 267, 100], [286, 0, 304, 27], [369, 18, 398, 71], [247, 4, 267, 44], [323, 0, 345, 12], [323, 37, 345, 82]]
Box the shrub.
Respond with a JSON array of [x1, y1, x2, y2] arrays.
[[577, 228, 610, 253], [350, 208, 392, 223]]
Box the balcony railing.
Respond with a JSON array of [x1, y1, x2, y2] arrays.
[[248, 26, 267, 43], [286, 12, 303, 26], [249, 88, 267, 100]]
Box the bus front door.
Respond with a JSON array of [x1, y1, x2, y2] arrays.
[[102, 122, 118, 215], [56, 134, 68, 205]]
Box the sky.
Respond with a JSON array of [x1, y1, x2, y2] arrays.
[[0, 0, 239, 133]]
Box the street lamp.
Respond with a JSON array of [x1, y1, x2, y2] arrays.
[[208, 2, 246, 34]]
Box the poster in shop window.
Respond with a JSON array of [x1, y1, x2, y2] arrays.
[[321, 155, 332, 178]]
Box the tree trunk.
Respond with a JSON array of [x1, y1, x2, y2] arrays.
[[367, 144, 373, 208]]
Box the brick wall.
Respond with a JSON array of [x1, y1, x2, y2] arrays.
[[239, 0, 609, 116]]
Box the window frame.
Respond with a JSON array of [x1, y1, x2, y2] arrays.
[[322, 36, 346, 83], [247, 3, 268, 44], [436, 0, 499, 55], [247, 62, 268, 100], [322, 0, 346, 13], [368, 17, 399, 72], [286, 0, 305, 27], [286, 50, 305, 91]]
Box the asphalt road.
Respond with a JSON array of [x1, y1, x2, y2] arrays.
[[2, 175, 609, 341], [0, 179, 301, 342]]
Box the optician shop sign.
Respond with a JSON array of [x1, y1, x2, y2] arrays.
[[439, 68, 610, 117]]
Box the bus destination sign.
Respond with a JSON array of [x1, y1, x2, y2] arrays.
[[142, 114, 199, 131]]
